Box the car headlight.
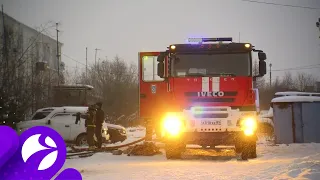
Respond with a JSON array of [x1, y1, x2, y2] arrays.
[[240, 117, 257, 136], [162, 112, 184, 137]]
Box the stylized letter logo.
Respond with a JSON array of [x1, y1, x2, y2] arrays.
[[21, 134, 58, 170], [0, 126, 82, 180]]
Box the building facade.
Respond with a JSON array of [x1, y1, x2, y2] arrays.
[[0, 11, 64, 116]]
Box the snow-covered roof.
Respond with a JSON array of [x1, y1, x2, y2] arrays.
[[271, 96, 320, 103], [275, 91, 320, 96], [52, 84, 94, 90]]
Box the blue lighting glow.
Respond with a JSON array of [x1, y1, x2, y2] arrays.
[[187, 37, 233, 43]]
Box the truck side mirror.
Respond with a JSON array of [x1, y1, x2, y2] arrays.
[[47, 119, 51, 125], [157, 62, 165, 78], [259, 60, 267, 76], [258, 52, 267, 61], [157, 53, 165, 62]]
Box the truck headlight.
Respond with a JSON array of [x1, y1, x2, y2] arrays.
[[163, 113, 184, 137], [240, 117, 257, 136]]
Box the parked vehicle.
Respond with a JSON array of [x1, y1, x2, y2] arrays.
[[105, 123, 127, 143], [16, 106, 110, 146], [139, 37, 267, 160]]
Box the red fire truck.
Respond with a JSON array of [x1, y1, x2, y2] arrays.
[[138, 37, 267, 160]]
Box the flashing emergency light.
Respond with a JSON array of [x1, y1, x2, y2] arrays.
[[170, 45, 176, 50], [188, 37, 233, 43]]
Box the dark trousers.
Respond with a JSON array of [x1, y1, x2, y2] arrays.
[[95, 125, 103, 148], [86, 126, 95, 147]]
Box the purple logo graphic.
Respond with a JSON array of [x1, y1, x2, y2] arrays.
[[0, 125, 82, 180]]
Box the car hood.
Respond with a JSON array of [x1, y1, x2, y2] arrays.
[[105, 123, 125, 130]]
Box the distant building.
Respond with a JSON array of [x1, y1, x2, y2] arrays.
[[0, 12, 63, 73], [0, 11, 64, 115]]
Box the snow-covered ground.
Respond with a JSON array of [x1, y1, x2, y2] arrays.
[[63, 127, 320, 180]]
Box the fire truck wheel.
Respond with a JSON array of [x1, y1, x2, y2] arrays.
[[235, 141, 243, 154], [241, 140, 257, 160], [165, 142, 186, 159], [248, 141, 257, 159]]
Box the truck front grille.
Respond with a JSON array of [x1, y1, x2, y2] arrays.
[[194, 113, 228, 118]]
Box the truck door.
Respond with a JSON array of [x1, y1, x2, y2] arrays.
[[139, 52, 168, 121]]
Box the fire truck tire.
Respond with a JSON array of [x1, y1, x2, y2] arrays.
[[165, 142, 186, 159], [248, 141, 257, 159], [235, 141, 243, 154], [241, 140, 257, 160]]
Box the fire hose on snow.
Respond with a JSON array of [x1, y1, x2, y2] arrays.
[[67, 130, 160, 158]]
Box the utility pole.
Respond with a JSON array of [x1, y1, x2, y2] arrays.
[[86, 47, 88, 80], [56, 23, 60, 86], [94, 48, 101, 67], [269, 63, 272, 87], [1, 5, 7, 90], [316, 18, 320, 38]]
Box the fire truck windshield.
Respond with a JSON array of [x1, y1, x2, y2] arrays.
[[171, 53, 251, 77]]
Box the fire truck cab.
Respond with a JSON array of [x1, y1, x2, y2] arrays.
[[138, 37, 267, 160]]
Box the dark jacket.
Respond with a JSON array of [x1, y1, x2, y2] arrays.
[[85, 110, 96, 127], [95, 108, 105, 126]]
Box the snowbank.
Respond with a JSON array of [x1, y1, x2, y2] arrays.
[[259, 117, 274, 127], [260, 108, 273, 118]]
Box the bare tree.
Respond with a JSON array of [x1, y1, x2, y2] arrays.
[[75, 56, 138, 122], [280, 72, 295, 90], [0, 20, 60, 126], [294, 72, 317, 91]]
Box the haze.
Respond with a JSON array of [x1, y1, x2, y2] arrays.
[[2, 0, 320, 80]]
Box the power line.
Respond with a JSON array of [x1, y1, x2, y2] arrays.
[[272, 63, 320, 71], [61, 53, 86, 66], [240, 0, 320, 10]]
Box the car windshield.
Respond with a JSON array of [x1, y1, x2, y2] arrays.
[[31, 111, 52, 120], [171, 53, 251, 77]]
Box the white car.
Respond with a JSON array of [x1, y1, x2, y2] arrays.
[[16, 106, 110, 146]]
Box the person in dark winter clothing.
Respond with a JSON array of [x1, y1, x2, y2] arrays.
[[85, 105, 96, 149], [95, 102, 105, 148]]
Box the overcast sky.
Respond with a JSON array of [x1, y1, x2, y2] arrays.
[[1, 0, 320, 80]]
